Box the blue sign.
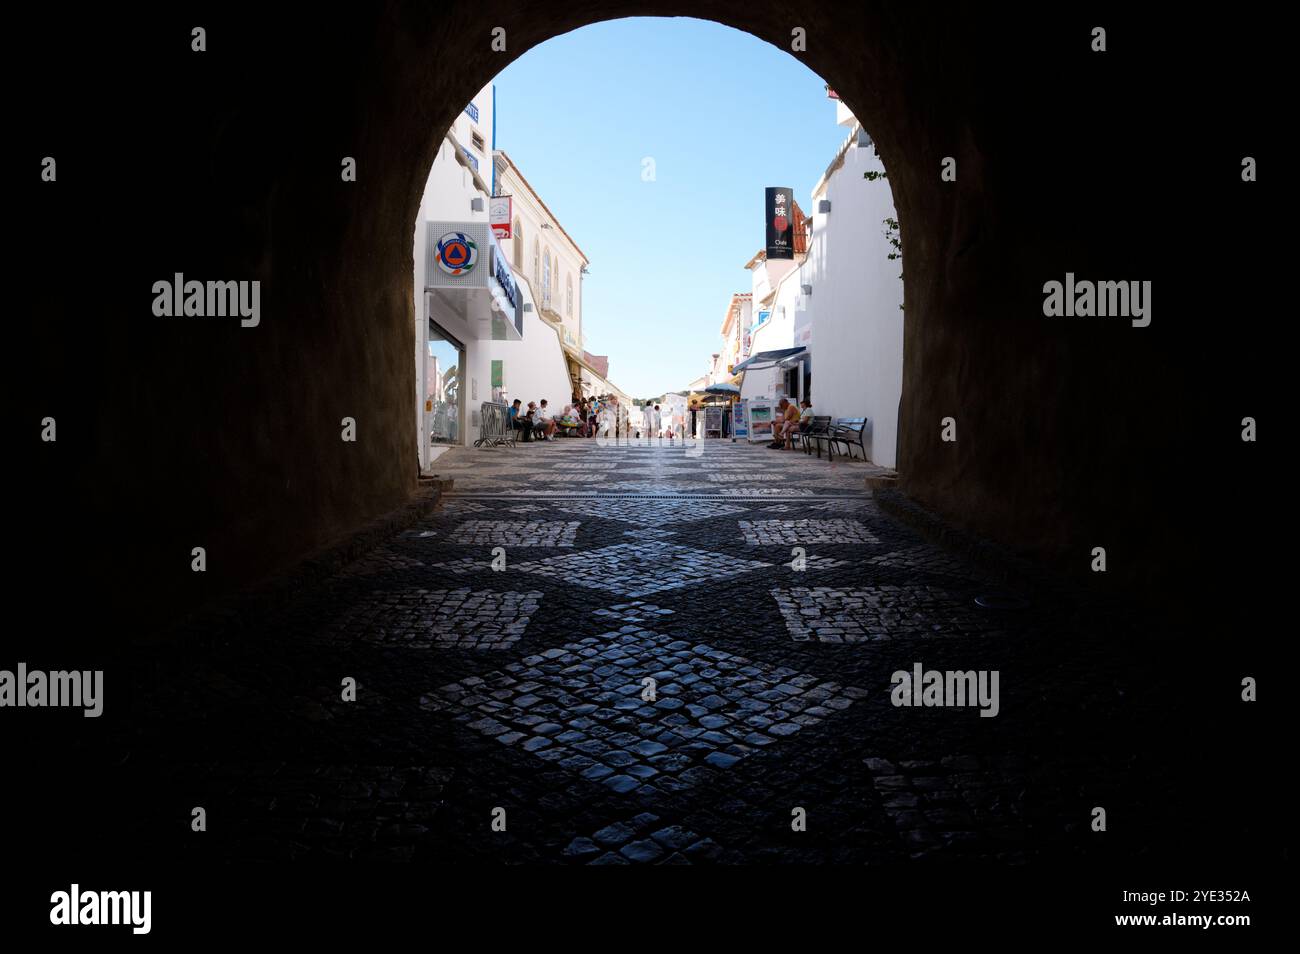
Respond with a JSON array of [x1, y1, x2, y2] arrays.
[[462, 147, 479, 172], [757, 310, 771, 326], [732, 400, 749, 439], [493, 248, 521, 335], [464, 102, 479, 122]]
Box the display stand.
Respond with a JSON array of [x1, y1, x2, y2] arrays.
[[703, 405, 724, 439], [731, 399, 749, 441], [746, 398, 774, 442]]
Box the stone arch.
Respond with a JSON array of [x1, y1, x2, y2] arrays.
[[25, 5, 1271, 626]]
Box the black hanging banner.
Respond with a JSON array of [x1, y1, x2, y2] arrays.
[[765, 186, 794, 260]]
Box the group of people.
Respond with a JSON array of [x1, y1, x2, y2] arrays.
[[506, 394, 621, 442], [768, 396, 813, 449], [504, 392, 812, 447], [635, 403, 683, 441]]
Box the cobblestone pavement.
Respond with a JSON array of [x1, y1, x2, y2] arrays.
[[89, 437, 1240, 864]]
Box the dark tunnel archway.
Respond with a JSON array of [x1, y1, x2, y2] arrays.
[[21, 3, 1276, 636]]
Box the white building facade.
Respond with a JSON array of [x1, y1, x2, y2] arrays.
[[726, 96, 903, 466], [412, 83, 521, 469], [411, 88, 626, 465], [494, 151, 607, 402], [737, 245, 810, 406], [719, 293, 753, 375], [799, 111, 904, 467]]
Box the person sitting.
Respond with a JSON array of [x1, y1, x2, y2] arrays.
[[517, 401, 540, 441], [795, 399, 814, 447], [770, 397, 801, 449], [508, 398, 534, 442], [557, 404, 582, 435], [536, 399, 558, 441]]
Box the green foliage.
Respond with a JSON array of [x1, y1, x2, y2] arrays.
[[883, 217, 904, 310]]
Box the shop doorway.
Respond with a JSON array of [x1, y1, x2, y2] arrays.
[[426, 319, 464, 449]]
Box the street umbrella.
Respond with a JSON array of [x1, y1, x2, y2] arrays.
[[703, 382, 740, 439]]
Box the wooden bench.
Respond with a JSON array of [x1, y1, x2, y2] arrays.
[[473, 401, 516, 448], [810, 417, 870, 461]]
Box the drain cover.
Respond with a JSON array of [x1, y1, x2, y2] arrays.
[[974, 592, 1029, 610]]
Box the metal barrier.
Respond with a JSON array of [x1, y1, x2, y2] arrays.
[[474, 401, 516, 448]]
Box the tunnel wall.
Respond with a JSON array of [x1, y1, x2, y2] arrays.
[[19, 3, 1276, 639]]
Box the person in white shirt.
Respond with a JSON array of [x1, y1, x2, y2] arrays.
[[641, 404, 658, 442], [535, 399, 557, 441]]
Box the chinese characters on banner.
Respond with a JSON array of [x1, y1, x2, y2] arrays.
[[765, 187, 794, 260]]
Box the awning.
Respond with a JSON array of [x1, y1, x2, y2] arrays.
[[730, 346, 806, 374], [688, 391, 734, 406]]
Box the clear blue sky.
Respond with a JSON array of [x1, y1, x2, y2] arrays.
[[491, 17, 847, 399]]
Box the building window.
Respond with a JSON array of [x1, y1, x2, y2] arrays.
[[566, 274, 573, 317], [513, 219, 523, 270], [471, 130, 485, 153], [532, 238, 540, 287], [542, 249, 551, 308]]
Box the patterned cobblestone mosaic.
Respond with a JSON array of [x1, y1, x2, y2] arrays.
[[450, 520, 580, 547], [771, 585, 996, 643], [420, 629, 868, 793], [509, 541, 771, 598], [738, 518, 881, 545], [326, 588, 542, 650]]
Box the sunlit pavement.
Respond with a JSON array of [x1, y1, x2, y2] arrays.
[[100, 438, 1224, 863]]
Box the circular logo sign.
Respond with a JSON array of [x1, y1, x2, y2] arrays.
[[772, 215, 788, 233], [436, 231, 478, 275]]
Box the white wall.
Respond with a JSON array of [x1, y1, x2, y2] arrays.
[[748, 256, 797, 308], [740, 269, 802, 404], [451, 88, 494, 190], [738, 299, 754, 360], [483, 277, 572, 414], [801, 129, 904, 467]]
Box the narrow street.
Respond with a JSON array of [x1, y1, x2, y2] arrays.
[[11, 5, 1279, 934], [86, 437, 1236, 866]]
